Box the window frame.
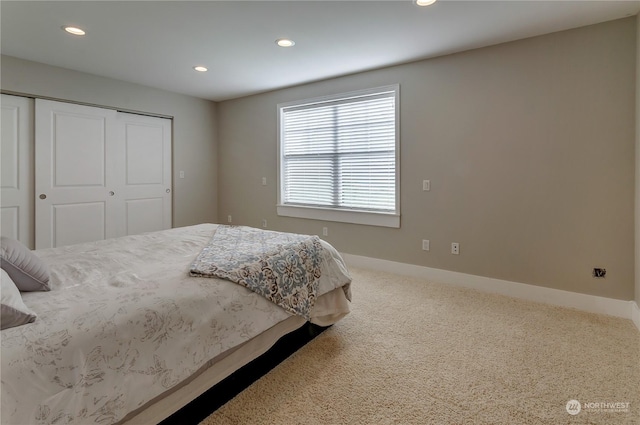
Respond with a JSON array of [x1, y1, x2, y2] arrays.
[[277, 84, 400, 228]]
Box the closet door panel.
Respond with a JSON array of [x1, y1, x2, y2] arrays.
[[125, 123, 164, 185], [52, 113, 106, 187], [0, 94, 34, 247], [125, 198, 164, 235], [117, 112, 172, 236], [0, 207, 20, 240], [51, 202, 106, 247], [35, 99, 118, 249]]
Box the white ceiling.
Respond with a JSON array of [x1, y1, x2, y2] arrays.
[[2, 1, 638, 102]]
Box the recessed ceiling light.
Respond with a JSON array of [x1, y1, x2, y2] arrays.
[[63, 26, 86, 36], [193, 66, 208, 72], [276, 39, 295, 47], [415, 0, 437, 6]]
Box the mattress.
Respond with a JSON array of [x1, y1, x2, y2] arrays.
[[1, 224, 352, 425]]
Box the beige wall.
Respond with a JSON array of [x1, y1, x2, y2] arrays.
[[1, 55, 218, 228], [218, 18, 636, 301], [636, 13, 640, 306]]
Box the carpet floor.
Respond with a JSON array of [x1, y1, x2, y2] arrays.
[[200, 267, 640, 425]]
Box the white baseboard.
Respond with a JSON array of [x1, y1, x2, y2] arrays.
[[632, 301, 640, 332], [342, 253, 640, 332]]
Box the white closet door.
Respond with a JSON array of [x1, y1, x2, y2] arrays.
[[35, 100, 172, 248], [35, 99, 119, 248], [1, 95, 34, 248], [115, 112, 172, 236]]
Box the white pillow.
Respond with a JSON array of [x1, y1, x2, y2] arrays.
[[1, 268, 37, 330], [1, 236, 51, 291]]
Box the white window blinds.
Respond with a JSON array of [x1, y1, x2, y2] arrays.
[[279, 86, 398, 217]]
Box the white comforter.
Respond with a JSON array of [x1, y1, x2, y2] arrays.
[[0, 224, 351, 425]]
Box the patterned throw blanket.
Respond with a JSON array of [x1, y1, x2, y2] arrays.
[[189, 225, 323, 320]]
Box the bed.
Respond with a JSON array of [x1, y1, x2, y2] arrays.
[[1, 224, 352, 425]]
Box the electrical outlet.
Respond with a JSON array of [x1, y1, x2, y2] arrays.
[[322, 227, 328, 237], [262, 219, 267, 228], [262, 177, 267, 186], [422, 180, 431, 191], [451, 242, 459, 255], [422, 239, 430, 251], [592, 268, 606, 278], [227, 215, 232, 223]]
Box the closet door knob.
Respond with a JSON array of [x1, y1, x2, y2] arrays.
[[39, 194, 47, 200], [108, 191, 115, 196], [166, 188, 171, 193]]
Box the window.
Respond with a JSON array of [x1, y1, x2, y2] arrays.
[[277, 85, 400, 228]]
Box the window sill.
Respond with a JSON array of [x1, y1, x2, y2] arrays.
[[277, 205, 400, 228]]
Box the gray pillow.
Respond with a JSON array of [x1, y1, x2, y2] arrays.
[[1, 269, 37, 330], [0, 236, 51, 292]]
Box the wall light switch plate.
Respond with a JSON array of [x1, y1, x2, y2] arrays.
[[422, 239, 430, 251], [423, 180, 430, 191]]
